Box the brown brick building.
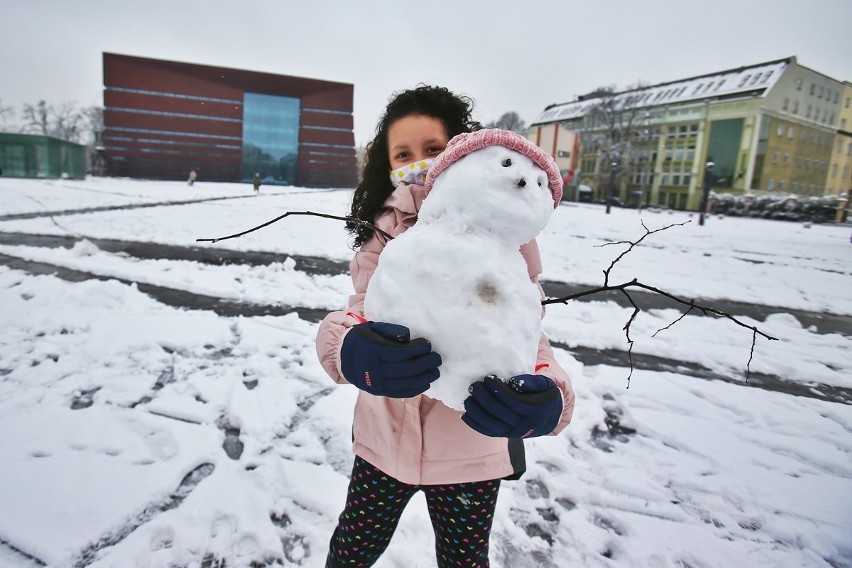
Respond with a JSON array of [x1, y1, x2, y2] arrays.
[[102, 53, 356, 188]]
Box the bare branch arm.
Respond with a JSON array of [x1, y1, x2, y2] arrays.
[[195, 211, 394, 244]]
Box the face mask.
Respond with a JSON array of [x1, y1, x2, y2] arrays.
[[390, 158, 434, 188]]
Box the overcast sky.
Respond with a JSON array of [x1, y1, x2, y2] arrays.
[[2, 0, 850, 147]]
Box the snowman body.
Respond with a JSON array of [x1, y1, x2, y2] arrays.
[[364, 145, 556, 410]]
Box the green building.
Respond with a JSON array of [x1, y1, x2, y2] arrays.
[[0, 133, 87, 179]]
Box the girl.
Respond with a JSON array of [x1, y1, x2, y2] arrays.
[[316, 85, 575, 567]]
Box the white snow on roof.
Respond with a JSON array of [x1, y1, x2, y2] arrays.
[[533, 59, 790, 125]]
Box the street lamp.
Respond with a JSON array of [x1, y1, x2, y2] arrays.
[[641, 111, 651, 208], [699, 159, 715, 226], [606, 159, 618, 214]]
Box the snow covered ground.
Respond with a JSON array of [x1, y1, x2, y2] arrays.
[[0, 176, 850, 567]]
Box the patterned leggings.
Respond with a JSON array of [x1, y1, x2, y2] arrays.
[[326, 456, 501, 567]]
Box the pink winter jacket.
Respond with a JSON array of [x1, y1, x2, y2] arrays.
[[315, 183, 575, 485]]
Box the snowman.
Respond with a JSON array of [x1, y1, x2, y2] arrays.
[[363, 129, 563, 410]]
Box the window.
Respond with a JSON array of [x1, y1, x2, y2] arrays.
[[739, 75, 751, 87], [847, 97, 851, 108], [761, 72, 772, 84], [661, 173, 669, 185], [842, 118, 847, 130], [771, 151, 779, 164], [678, 125, 687, 138], [778, 180, 785, 191], [675, 148, 684, 162], [810, 83, 816, 95], [690, 124, 698, 135], [783, 153, 790, 165], [793, 100, 799, 114], [668, 126, 676, 138], [776, 125, 785, 136], [787, 127, 795, 138], [818, 86, 824, 99], [715, 80, 726, 91], [834, 92, 839, 104], [767, 178, 775, 190], [782, 98, 789, 111], [806, 105, 812, 118], [795, 79, 803, 91], [241, 92, 301, 184]]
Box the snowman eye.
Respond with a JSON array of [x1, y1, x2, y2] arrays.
[[502, 158, 512, 167]]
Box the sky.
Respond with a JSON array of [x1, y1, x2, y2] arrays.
[[2, 0, 852, 146], [0, 176, 850, 566]]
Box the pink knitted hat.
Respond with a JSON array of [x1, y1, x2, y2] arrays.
[[424, 128, 563, 207]]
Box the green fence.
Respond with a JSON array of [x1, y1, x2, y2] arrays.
[[0, 133, 87, 179]]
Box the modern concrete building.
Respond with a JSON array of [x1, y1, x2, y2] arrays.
[[102, 53, 357, 188], [529, 56, 849, 209], [0, 133, 87, 179]]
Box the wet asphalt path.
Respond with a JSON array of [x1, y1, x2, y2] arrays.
[[0, 230, 849, 405]]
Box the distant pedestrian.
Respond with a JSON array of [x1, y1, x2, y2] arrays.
[[188, 169, 198, 186], [252, 173, 261, 193]]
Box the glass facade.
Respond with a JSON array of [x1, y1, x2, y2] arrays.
[[0, 133, 86, 179], [706, 118, 744, 189], [241, 92, 300, 185]]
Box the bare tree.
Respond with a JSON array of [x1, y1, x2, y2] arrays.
[[80, 105, 104, 146], [571, 84, 648, 210], [21, 100, 51, 136], [0, 99, 14, 130], [51, 101, 85, 143], [17, 100, 102, 145], [486, 112, 526, 134]]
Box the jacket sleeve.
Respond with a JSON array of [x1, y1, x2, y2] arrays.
[[315, 220, 389, 384], [522, 240, 576, 435]]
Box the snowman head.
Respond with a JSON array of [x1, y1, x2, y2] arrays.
[[420, 129, 562, 244]]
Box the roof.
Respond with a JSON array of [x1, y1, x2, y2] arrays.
[[532, 57, 793, 126]]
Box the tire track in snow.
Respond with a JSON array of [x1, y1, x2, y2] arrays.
[[0, 231, 846, 335], [0, 244, 849, 406]]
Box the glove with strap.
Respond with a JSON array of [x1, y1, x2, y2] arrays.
[[340, 321, 441, 398], [462, 374, 563, 438]]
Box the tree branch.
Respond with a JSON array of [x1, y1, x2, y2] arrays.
[[197, 211, 777, 384], [543, 222, 779, 383], [195, 211, 394, 244]]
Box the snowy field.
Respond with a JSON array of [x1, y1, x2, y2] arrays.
[[0, 176, 850, 567]]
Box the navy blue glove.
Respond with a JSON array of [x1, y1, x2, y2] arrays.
[[462, 374, 563, 438], [340, 321, 441, 398]]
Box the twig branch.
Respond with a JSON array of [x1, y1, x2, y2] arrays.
[[543, 222, 778, 384], [195, 211, 393, 244]]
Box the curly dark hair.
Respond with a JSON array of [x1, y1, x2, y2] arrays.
[[347, 85, 481, 248]]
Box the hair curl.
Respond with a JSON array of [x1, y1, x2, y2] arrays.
[[348, 85, 480, 248]]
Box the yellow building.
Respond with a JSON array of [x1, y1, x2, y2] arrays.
[[826, 82, 852, 200], [529, 56, 847, 209]]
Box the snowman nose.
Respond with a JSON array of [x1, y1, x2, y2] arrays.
[[516, 177, 527, 188]]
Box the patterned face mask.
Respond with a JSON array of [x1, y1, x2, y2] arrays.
[[389, 158, 434, 188]]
